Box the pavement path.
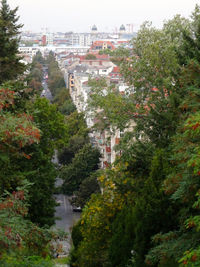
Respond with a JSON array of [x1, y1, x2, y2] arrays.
[[53, 194, 81, 266], [54, 194, 81, 234]]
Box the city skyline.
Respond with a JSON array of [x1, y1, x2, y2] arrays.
[[7, 0, 200, 33]]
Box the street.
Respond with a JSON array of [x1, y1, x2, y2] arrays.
[[53, 194, 81, 257], [54, 194, 81, 233]]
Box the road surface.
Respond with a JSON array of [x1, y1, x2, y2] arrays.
[[55, 194, 81, 233], [53, 194, 81, 257]]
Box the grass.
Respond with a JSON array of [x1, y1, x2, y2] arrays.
[[53, 256, 70, 265]]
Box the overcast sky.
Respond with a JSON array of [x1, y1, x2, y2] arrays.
[[7, 0, 200, 33]]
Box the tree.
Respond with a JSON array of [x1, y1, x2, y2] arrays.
[[69, 168, 127, 267], [0, 182, 67, 266], [0, 93, 69, 226], [46, 53, 66, 97], [52, 87, 76, 115], [48, 72, 66, 96], [0, 86, 40, 194], [85, 54, 97, 60], [20, 97, 69, 226], [71, 171, 100, 208], [32, 51, 45, 65], [58, 135, 88, 165], [129, 150, 178, 267], [69, 9, 199, 267], [0, 0, 26, 84], [61, 144, 100, 195], [143, 7, 200, 266]]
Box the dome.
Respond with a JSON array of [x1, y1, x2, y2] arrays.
[[92, 25, 97, 31], [119, 24, 126, 31]]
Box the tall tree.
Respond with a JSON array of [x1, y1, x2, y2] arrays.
[[61, 144, 100, 195], [0, 0, 25, 84]]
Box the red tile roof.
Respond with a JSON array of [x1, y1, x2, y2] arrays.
[[112, 66, 120, 73]]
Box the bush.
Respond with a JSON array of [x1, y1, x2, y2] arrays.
[[0, 255, 53, 267]]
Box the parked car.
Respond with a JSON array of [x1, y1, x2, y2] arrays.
[[72, 205, 82, 212], [70, 195, 82, 212]]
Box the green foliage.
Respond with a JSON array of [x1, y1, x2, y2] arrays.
[[46, 53, 66, 97], [85, 54, 97, 60], [0, 2, 70, 264], [71, 220, 83, 248], [0, 0, 26, 84], [145, 10, 200, 265], [27, 52, 45, 95], [52, 87, 70, 105], [71, 171, 100, 208], [99, 48, 112, 55], [32, 51, 45, 65], [48, 72, 65, 96], [98, 47, 130, 66], [52, 87, 76, 115], [0, 87, 69, 226], [130, 150, 177, 267], [70, 170, 127, 267], [69, 6, 200, 267], [0, 85, 40, 194], [32, 97, 69, 153], [0, 255, 53, 267], [64, 111, 89, 142], [53, 256, 70, 265], [58, 136, 88, 165], [59, 98, 76, 115], [108, 206, 135, 267], [61, 144, 100, 195], [20, 97, 69, 226], [0, 184, 51, 257]]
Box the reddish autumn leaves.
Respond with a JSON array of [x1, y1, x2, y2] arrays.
[[0, 87, 40, 156], [0, 87, 15, 111]]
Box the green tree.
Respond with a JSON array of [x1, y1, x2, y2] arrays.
[[0, 94, 69, 227], [70, 170, 127, 267], [71, 10, 197, 267], [58, 135, 88, 165], [71, 171, 100, 208], [21, 97, 69, 226], [145, 7, 200, 266], [0, 85, 40, 194], [32, 51, 45, 65], [61, 144, 100, 195], [85, 54, 97, 60], [46, 53, 66, 97], [0, 0, 25, 84], [52, 87, 76, 115], [48, 72, 65, 96]]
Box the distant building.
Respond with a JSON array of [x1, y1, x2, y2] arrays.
[[119, 24, 126, 35], [46, 33, 53, 45], [91, 25, 98, 35], [89, 40, 115, 52], [41, 35, 47, 46]]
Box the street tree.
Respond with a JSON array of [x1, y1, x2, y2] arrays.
[[61, 144, 101, 195]]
